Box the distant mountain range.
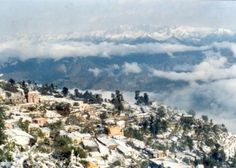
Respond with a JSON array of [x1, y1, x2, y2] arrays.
[[0, 26, 235, 91], [0, 52, 202, 91]]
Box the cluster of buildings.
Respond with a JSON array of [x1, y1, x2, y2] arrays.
[[0, 82, 235, 168]]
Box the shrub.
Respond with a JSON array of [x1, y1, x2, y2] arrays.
[[110, 160, 121, 167], [0, 107, 6, 145], [30, 128, 44, 139], [17, 118, 29, 133], [73, 146, 87, 158], [53, 136, 72, 159], [0, 148, 12, 162], [124, 127, 143, 141], [55, 102, 71, 116]]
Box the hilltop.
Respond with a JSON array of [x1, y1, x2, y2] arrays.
[[0, 79, 235, 167]]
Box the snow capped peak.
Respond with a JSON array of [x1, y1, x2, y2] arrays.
[[215, 28, 234, 36], [156, 26, 234, 40], [2, 25, 234, 44], [76, 25, 236, 42], [167, 26, 213, 37]]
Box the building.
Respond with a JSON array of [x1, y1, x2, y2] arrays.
[[97, 136, 118, 150], [5, 122, 14, 129], [32, 117, 48, 126], [150, 158, 192, 168], [117, 145, 131, 156], [41, 127, 51, 138], [5, 128, 35, 148], [28, 91, 40, 104], [82, 139, 99, 152], [107, 125, 124, 136], [68, 132, 91, 145], [152, 150, 168, 159], [86, 161, 99, 168]]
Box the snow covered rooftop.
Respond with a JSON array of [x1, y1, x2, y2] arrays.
[[97, 137, 117, 147], [82, 139, 98, 149], [150, 158, 191, 168], [5, 128, 34, 146]]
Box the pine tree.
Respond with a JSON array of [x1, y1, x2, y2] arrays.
[[62, 87, 69, 97], [143, 93, 149, 105], [135, 90, 140, 103]]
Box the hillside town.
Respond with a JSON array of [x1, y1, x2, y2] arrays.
[[0, 78, 236, 168]]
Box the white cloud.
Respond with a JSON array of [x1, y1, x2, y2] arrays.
[[88, 67, 102, 77], [213, 42, 236, 57], [91, 80, 236, 133], [2, 27, 236, 61], [0, 34, 209, 60], [122, 62, 142, 75], [151, 56, 236, 82], [155, 78, 236, 133], [56, 64, 67, 74], [112, 64, 120, 70]]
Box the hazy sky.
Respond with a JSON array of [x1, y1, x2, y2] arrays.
[[1, 0, 236, 132], [0, 0, 236, 36]]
